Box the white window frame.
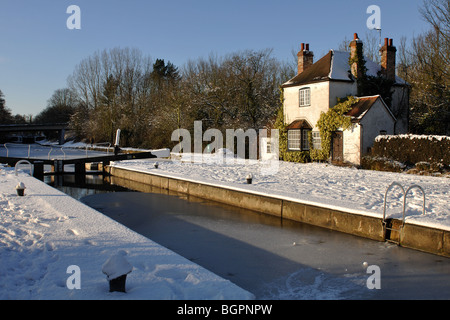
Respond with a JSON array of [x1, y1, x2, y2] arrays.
[[287, 130, 301, 151], [312, 131, 322, 150], [288, 129, 311, 151], [302, 129, 310, 151], [299, 88, 311, 107]]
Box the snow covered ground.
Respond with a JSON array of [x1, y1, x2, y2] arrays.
[[0, 166, 254, 300], [0, 143, 448, 300], [111, 152, 450, 232]]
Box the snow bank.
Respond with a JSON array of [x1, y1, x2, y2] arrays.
[[0, 167, 254, 300], [111, 155, 450, 232]]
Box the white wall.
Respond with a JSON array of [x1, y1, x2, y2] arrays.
[[342, 99, 395, 166], [360, 99, 395, 154], [343, 124, 361, 165], [328, 81, 357, 107], [283, 82, 330, 130]]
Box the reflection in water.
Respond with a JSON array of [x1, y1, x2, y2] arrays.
[[44, 174, 134, 200]]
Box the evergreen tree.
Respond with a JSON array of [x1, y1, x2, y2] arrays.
[[0, 90, 14, 124]]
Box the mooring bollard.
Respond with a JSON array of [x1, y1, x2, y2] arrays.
[[16, 182, 26, 196], [246, 174, 253, 184], [102, 251, 133, 293]]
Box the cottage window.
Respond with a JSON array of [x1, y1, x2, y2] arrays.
[[288, 129, 310, 151], [302, 129, 310, 151], [288, 130, 301, 150], [312, 131, 321, 150], [299, 88, 311, 107]]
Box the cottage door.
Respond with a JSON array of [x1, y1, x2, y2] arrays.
[[332, 131, 343, 163]]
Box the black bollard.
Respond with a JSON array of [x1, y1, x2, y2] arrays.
[[16, 182, 26, 196], [108, 274, 127, 293], [102, 251, 133, 294]]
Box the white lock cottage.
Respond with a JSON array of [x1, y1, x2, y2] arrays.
[[281, 33, 410, 165]]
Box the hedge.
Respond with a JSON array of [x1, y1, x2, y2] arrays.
[[372, 134, 450, 168]]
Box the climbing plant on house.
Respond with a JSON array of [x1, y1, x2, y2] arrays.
[[348, 42, 395, 108], [310, 96, 359, 161], [348, 47, 368, 97], [274, 90, 310, 163]]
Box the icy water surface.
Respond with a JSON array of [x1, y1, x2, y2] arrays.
[[81, 191, 450, 300]]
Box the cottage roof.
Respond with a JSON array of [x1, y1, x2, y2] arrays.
[[283, 51, 335, 87], [346, 95, 396, 123], [286, 119, 312, 130], [282, 50, 407, 88]]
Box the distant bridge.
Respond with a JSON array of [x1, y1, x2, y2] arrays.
[[0, 123, 70, 144]]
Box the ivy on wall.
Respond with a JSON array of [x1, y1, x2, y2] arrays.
[[274, 90, 311, 163], [275, 92, 358, 163], [310, 96, 359, 161], [348, 45, 368, 96], [349, 43, 395, 107]]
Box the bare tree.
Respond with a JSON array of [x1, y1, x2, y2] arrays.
[[420, 0, 450, 80], [226, 49, 280, 130], [64, 46, 293, 147], [337, 32, 382, 63], [402, 0, 450, 134], [34, 88, 78, 124]]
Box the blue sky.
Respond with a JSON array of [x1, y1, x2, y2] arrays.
[[0, 0, 429, 116]]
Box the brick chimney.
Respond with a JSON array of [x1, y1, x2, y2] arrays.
[[349, 33, 364, 79], [297, 43, 314, 74], [380, 38, 397, 82]]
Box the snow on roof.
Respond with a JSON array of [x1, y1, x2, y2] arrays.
[[328, 50, 351, 80], [346, 95, 396, 122], [283, 50, 407, 87]]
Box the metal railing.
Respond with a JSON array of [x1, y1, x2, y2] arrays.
[[15, 160, 33, 176], [2, 142, 112, 160], [382, 182, 426, 243]]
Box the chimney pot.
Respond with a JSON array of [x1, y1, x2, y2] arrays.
[[297, 43, 314, 74], [350, 33, 364, 79], [380, 37, 397, 81]]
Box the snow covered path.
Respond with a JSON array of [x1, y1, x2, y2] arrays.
[[112, 155, 450, 231], [0, 167, 254, 300]]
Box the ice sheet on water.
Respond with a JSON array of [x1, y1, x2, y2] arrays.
[[258, 267, 373, 300]]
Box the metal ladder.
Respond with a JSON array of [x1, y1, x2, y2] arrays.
[[15, 160, 33, 177], [382, 182, 426, 244]]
